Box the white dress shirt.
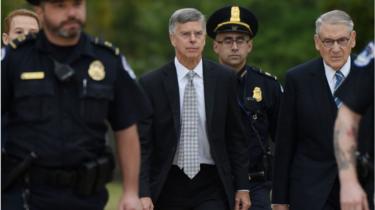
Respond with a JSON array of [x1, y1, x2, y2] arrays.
[[173, 57, 214, 165], [324, 56, 351, 94]]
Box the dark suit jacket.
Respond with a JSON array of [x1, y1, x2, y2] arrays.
[[138, 59, 249, 208], [272, 57, 360, 210]]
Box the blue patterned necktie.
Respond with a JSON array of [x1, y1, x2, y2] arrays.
[[177, 71, 200, 179], [334, 70, 345, 107]]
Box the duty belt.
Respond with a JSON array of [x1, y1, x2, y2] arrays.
[[3, 157, 77, 188], [3, 154, 114, 196], [28, 167, 78, 188]]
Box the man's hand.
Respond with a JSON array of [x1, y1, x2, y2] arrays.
[[272, 204, 289, 210], [234, 191, 251, 210], [340, 181, 369, 210], [140, 197, 154, 210], [118, 193, 142, 210]]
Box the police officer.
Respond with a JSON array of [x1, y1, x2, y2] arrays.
[[207, 5, 282, 210], [1, 0, 148, 210], [334, 42, 374, 210]]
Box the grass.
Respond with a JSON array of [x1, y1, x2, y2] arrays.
[[105, 181, 122, 210]]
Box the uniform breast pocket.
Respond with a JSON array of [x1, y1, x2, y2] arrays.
[[244, 99, 264, 118], [80, 83, 114, 123], [14, 81, 55, 122]]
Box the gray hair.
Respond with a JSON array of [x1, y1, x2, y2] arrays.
[[315, 10, 354, 34], [168, 8, 206, 34]]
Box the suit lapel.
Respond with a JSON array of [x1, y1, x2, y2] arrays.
[[309, 59, 337, 121], [162, 62, 181, 138], [203, 61, 216, 132]]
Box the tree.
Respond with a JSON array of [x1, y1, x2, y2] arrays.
[[2, 0, 373, 82]]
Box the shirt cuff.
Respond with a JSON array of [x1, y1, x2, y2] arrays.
[[271, 204, 289, 207]]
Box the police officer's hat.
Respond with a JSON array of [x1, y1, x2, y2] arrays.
[[26, 0, 41, 5], [26, 0, 45, 5], [206, 5, 258, 39]]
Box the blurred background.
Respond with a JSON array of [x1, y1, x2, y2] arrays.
[[2, 1, 374, 209], [2, 0, 374, 82]]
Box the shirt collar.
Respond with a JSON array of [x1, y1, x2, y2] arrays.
[[238, 65, 247, 78], [175, 57, 203, 82], [324, 56, 351, 81]]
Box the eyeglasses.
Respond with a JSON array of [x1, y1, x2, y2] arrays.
[[318, 34, 352, 48], [216, 38, 249, 47]]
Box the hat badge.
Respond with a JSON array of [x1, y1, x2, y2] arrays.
[[230, 6, 241, 22]]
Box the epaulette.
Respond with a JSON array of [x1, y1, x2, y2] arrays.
[[8, 33, 37, 49], [91, 37, 120, 56], [354, 41, 374, 67], [251, 66, 278, 80]]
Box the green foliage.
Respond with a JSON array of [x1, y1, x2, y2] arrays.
[[1, 0, 31, 23], [2, 0, 373, 83], [105, 182, 122, 210]]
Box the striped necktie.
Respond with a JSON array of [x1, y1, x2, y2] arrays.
[[177, 71, 200, 179], [333, 70, 345, 107]]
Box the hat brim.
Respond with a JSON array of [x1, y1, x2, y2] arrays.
[[26, 0, 41, 5], [207, 24, 253, 39]]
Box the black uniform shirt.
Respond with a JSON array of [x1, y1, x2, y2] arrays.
[[337, 60, 374, 115], [1, 31, 149, 167], [237, 65, 282, 171]]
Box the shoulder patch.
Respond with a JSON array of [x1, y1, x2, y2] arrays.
[[251, 66, 278, 80], [91, 37, 120, 56], [8, 33, 36, 49], [354, 41, 374, 67]]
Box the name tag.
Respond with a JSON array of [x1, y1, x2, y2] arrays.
[[20, 72, 45, 80]]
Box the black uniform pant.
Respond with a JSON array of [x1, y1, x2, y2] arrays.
[[156, 164, 229, 210], [2, 181, 108, 210]]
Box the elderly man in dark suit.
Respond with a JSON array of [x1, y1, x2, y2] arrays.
[[272, 10, 360, 210], [138, 8, 251, 210]]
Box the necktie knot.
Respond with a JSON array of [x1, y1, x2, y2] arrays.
[[187, 71, 196, 82]]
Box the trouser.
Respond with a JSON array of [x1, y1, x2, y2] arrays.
[[248, 181, 272, 210], [322, 179, 340, 210], [2, 179, 108, 210], [362, 173, 374, 210], [156, 164, 229, 210]]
